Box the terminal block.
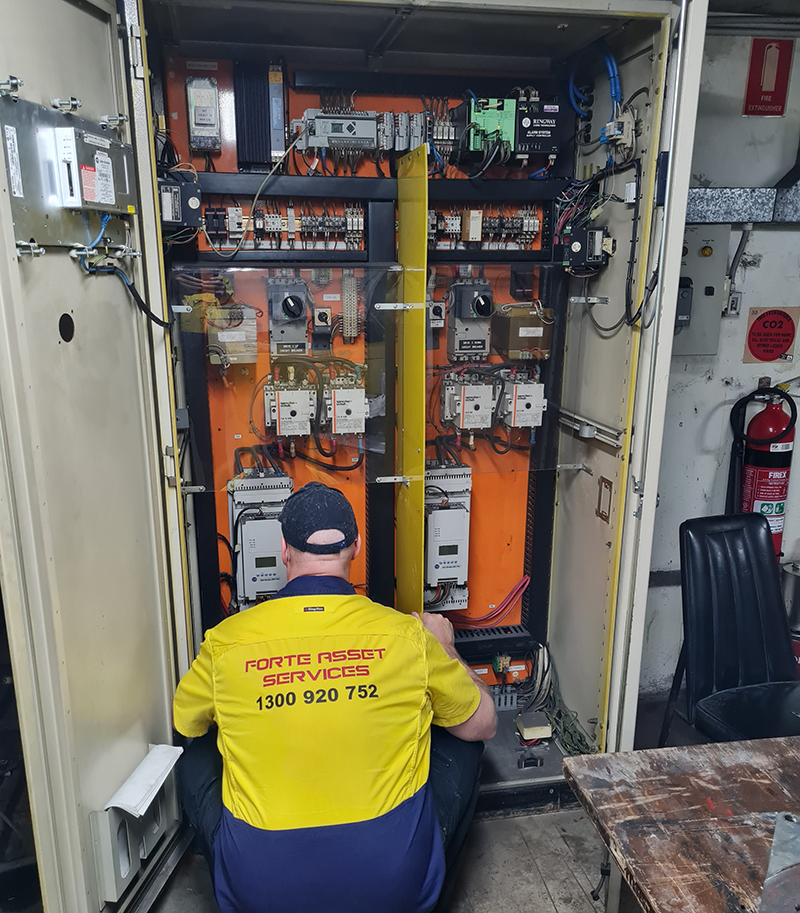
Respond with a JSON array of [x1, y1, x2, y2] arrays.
[[228, 474, 294, 606]]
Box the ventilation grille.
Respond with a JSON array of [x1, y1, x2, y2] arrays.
[[455, 624, 527, 642]]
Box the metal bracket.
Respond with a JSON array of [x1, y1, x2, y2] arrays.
[[558, 408, 624, 450], [171, 304, 192, 314], [0, 76, 23, 98], [51, 97, 82, 113], [129, 25, 145, 80], [15, 241, 45, 257], [69, 244, 140, 260], [632, 475, 645, 518], [375, 475, 410, 486], [557, 463, 593, 475], [569, 296, 610, 306], [182, 486, 206, 495], [374, 302, 423, 311], [101, 114, 129, 129]]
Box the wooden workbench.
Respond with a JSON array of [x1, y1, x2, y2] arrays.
[[563, 737, 800, 913]]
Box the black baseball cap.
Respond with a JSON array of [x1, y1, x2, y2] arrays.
[[279, 482, 358, 555]]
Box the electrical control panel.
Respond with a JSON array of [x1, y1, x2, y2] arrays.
[[673, 224, 731, 357], [228, 475, 294, 606], [186, 76, 222, 151]]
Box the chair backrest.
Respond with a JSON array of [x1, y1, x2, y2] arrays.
[[679, 513, 796, 722]]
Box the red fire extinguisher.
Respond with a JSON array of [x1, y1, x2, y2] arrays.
[[728, 387, 798, 557]]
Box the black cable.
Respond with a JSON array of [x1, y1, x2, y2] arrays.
[[468, 139, 500, 179], [295, 448, 364, 472], [624, 158, 642, 325], [78, 257, 172, 329], [624, 86, 650, 108]]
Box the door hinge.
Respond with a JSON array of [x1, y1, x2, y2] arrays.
[[0, 76, 23, 98], [129, 25, 145, 80]]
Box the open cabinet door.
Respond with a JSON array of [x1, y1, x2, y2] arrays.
[[547, 0, 708, 753], [0, 1, 190, 910]]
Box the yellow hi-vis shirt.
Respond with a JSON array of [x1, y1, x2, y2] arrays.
[[173, 588, 481, 833]]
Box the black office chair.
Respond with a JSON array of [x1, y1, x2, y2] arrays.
[[659, 513, 800, 746]]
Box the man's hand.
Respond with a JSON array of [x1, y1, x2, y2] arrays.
[[413, 611, 497, 741], [413, 612, 454, 650]]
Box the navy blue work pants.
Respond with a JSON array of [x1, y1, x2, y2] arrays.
[[176, 726, 483, 912]]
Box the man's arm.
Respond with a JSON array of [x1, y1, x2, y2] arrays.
[[416, 612, 498, 742]]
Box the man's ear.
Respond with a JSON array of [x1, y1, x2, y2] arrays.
[[352, 534, 362, 560], [281, 536, 290, 568]]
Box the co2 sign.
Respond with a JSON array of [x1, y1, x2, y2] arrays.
[[745, 307, 799, 363]]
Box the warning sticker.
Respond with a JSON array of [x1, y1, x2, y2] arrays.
[[80, 165, 96, 202], [4, 125, 23, 198], [754, 499, 786, 533], [94, 152, 115, 206], [745, 307, 800, 363]]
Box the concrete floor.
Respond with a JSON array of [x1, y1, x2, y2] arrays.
[[151, 808, 617, 913]]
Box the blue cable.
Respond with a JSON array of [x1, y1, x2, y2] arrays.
[[89, 213, 110, 250], [320, 149, 329, 175]]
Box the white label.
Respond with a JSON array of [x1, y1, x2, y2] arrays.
[[771, 441, 794, 452], [94, 152, 115, 205], [473, 668, 489, 676], [4, 126, 23, 198], [519, 326, 544, 338], [509, 664, 527, 672], [543, 104, 560, 113], [323, 294, 341, 301], [217, 330, 247, 343], [83, 132, 111, 149], [186, 60, 219, 70]]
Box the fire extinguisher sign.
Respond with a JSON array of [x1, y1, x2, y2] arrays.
[[744, 307, 800, 363], [743, 39, 794, 117]]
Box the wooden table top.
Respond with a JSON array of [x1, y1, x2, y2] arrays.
[[563, 737, 800, 913]]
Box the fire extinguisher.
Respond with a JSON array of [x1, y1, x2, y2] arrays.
[[727, 387, 798, 557]]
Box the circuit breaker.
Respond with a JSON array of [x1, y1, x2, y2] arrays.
[[446, 280, 493, 361], [499, 381, 546, 428], [228, 475, 294, 606], [267, 278, 310, 356]]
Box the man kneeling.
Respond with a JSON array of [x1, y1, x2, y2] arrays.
[[174, 481, 497, 913]]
